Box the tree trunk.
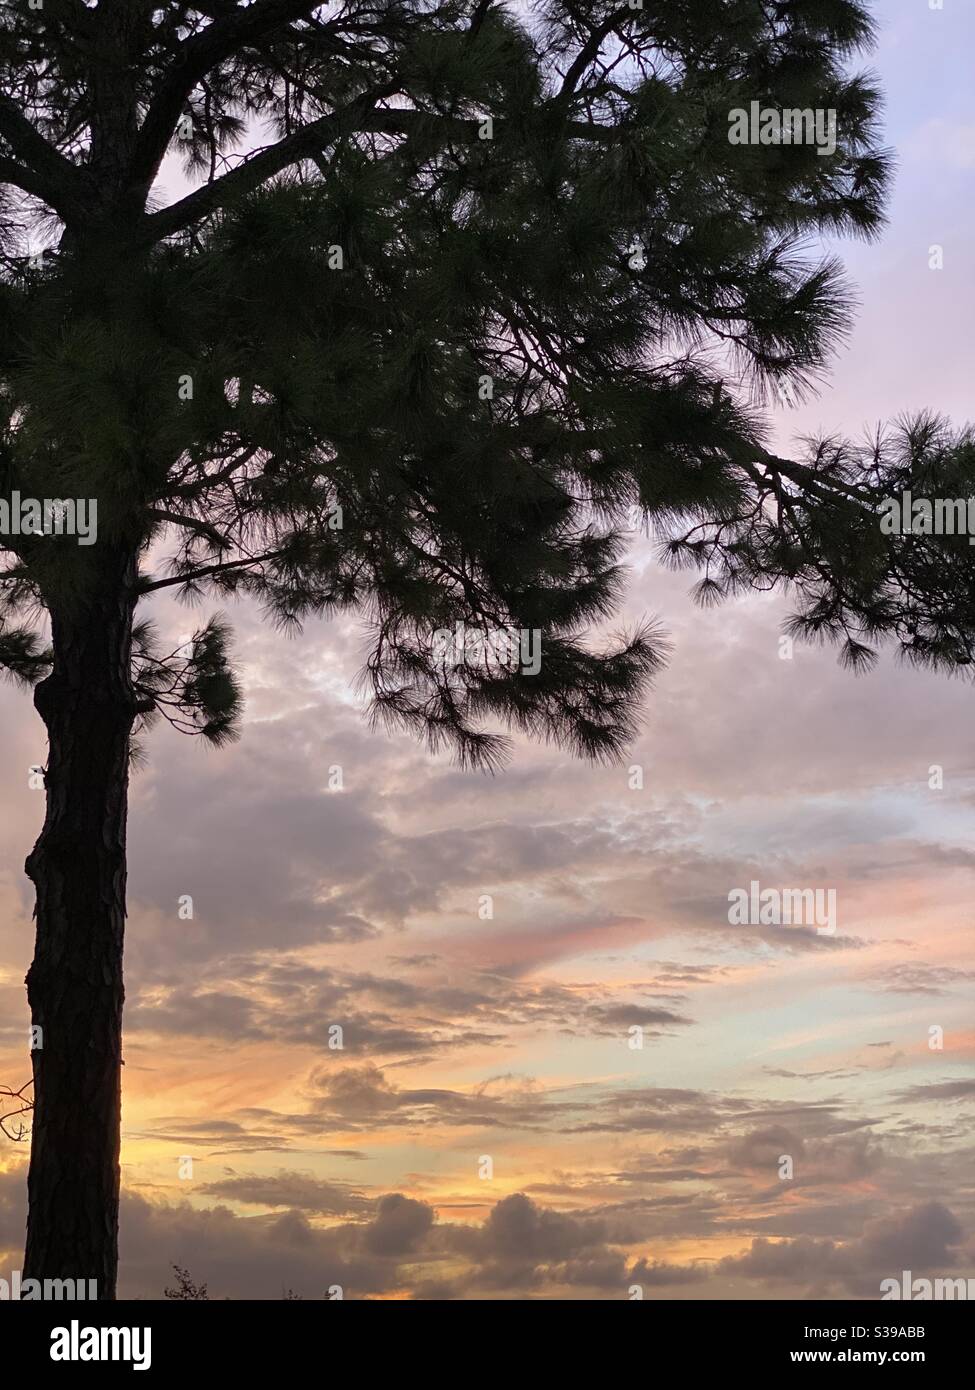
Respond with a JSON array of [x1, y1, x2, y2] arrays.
[[23, 546, 138, 1300]]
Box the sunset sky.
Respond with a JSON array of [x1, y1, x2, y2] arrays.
[[2, 0, 974, 1299]]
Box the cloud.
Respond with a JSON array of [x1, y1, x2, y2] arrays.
[[305, 1063, 565, 1131], [720, 1203, 967, 1295], [124, 954, 696, 1064], [198, 1171, 371, 1217], [478, 1193, 609, 1261], [870, 964, 975, 996], [894, 1080, 975, 1104], [363, 1194, 435, 1256]]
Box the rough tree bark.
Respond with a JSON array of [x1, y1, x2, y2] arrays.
[[23, 545, 138, 1299]]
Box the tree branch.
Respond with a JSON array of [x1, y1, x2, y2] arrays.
[[129, 0, 327, 194], [0, 157, 62, 205], [0, 1079, 32, 1142], [147, 508, 233, 549], [556, 8, 636, 105], [0, 95, 94, 221], [137, 547, 290, 593], [142, 104, 614, 242]]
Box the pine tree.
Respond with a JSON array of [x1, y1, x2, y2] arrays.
[[2, 0, 958, 1297]]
